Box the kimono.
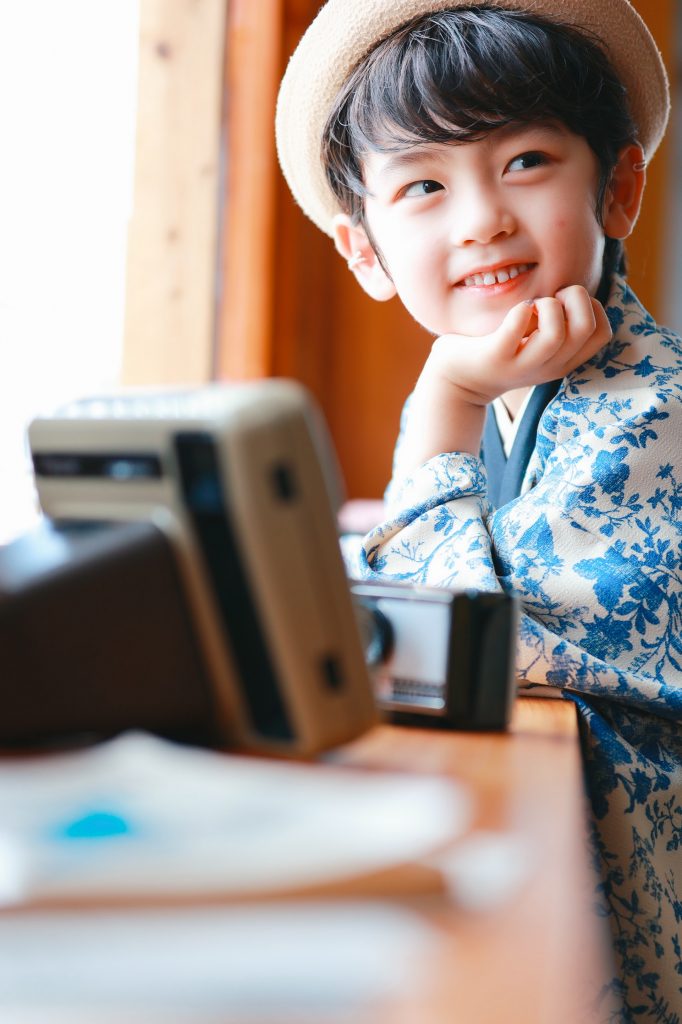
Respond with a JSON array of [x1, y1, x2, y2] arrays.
[[359, 275, 682, 1021]]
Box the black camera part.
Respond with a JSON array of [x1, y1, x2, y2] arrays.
[[0, 519, 219, 749], [351, 581, 517, 731]]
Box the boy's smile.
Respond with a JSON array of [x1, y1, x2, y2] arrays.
[[359, 122, 608, 337], [456, 261, 535, 292]]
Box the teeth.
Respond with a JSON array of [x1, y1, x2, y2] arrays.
[[463, 263, 530, 287]]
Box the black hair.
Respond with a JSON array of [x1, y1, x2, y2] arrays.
[[322, 5, 639, 297]]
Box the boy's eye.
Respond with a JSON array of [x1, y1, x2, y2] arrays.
[[506, 151, 548, 173], [402, 179, 444, 198]]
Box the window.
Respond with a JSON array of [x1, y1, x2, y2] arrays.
[[0, 1, 138, 541]]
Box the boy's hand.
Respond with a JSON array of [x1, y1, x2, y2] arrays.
[[396, 286, 611, 471], [430, 285, 612, 406]]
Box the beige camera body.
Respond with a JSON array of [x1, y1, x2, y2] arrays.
[[28, 381, 376, 755]]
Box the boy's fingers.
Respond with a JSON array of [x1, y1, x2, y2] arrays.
[[526, 296, 566, 360], [495, 300, 538, 353], [560, 299, 612, 373], [590, 298, 613, 343], [555, 285, 596, 341], [565, 328, 610, 372]]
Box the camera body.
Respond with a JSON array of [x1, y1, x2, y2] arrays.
[[20, 381, 377, 754], [352, 580, 517, 731]]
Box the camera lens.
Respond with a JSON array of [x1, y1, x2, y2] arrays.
[[354, 600, 394, 667]]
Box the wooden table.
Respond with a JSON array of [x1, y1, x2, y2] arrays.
[[323, 696, 617, 1023]]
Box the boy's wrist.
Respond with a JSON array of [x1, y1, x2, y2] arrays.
[[399, 361, 486, 470], [428, 339, 499, 406]]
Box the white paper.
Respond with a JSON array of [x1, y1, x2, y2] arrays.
[[0, 902, 436, 1022], [0, 732, 472, 902]]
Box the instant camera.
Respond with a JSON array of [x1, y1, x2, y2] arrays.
[[2, 381, 376, 754]]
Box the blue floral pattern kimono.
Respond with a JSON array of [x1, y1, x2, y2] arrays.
[[359, 276, 682, 1021]]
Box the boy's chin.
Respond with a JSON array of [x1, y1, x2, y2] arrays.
[[431, 310, 512, 339]]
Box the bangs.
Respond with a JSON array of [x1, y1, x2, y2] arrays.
[[349, 13, 572, 149]]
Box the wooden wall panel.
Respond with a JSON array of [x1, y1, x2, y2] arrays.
[[216, 0, 283, 380], [325, 265, 430, 500], [626, 0, 675, 318], [269, 2, 344, 418], [122, 0, 226, 386]]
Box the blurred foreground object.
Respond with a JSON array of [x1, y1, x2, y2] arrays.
[[1, 382, 376, 755]]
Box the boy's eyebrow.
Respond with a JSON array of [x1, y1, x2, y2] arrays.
[[491, 121, 568, 145], [371, 122, 570, 184], [371, 146, 450, 184]]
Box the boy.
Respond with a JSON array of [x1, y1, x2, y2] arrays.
[[276, 2, 681, 1018]]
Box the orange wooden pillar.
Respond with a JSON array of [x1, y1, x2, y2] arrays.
[[627, 0, 675, 320], [215, 0, 284, 381]]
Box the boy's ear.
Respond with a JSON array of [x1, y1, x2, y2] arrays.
[[603, 144, 646, 240], [332, 214, 397, 301]]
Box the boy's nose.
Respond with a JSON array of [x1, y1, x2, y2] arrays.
[[449, 200, 516, 247]]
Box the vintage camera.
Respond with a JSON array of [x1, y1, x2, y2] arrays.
[[352, 580, 517, 731], [1, 381, 377, 755]]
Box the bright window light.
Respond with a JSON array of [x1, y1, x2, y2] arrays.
[[0, 1, 138, 542]]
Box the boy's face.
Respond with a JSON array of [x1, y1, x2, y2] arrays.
[[359, 122, 607, 337]]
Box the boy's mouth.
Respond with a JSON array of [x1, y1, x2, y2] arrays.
[[457, 262, 535, 288]]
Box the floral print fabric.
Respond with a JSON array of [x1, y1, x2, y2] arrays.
[[360, 276, 682, 1020]]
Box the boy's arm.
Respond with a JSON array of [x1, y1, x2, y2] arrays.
[[365, 400, 681, 717], [395, 286, 611, 476]]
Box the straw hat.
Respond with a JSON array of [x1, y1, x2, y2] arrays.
[[275, 0, 670, 237]]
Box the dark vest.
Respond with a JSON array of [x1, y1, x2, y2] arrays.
[[482, 380, 561, 510]]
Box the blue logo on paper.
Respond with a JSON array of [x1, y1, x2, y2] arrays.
[[54, 810, 132, 841]]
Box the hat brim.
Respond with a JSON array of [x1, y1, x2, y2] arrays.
[[276, 0, 670, 237]]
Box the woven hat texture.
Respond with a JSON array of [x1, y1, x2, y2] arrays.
[[275, 0, 670, 237]]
